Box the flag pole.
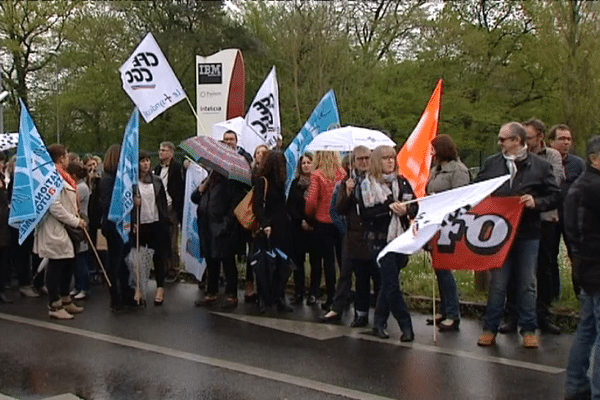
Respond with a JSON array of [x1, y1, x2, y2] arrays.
[[83, 228, 112, 288], [185, 95, 206, 135]]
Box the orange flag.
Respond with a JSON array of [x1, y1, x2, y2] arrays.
[[397, 79, 442, 198]]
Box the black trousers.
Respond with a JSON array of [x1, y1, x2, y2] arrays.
[[138, 222, 171, 288], [309, 223, 337, 303], [46, 258, 75, 307], [206, 255, 237, 297]]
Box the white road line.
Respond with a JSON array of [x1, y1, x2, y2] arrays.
[[0, 313, 395, 400], [213, 312, 565, 375]]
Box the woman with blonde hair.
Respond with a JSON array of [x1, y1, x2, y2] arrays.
[[305, 151, 346, 308], [360, 145, 418, 341]]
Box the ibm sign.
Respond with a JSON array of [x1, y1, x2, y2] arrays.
[[198, 63, 222, 84]]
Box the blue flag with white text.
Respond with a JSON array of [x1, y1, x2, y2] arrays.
[[284, 90, 340, 193], [108, 109, 139, 242], [9, 100, 64, 244]]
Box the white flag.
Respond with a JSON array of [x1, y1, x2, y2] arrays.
[[241, 66, 280, 153], [378, 175, 511, 260], [120, 33, 186, 123]]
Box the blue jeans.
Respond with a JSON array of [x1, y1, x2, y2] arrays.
[[482, 238, 539, 333], [435, 269, 460, 320], [565, 289, 600, 399], [74, 250, 93, 292], [374, 253, 412, 333]]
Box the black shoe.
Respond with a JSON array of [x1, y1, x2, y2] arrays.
[[426, 315, 445, 326], [244, 293, 258, 303], [498, 318, 517, 334], [539, 319, 561, 335], [351, 315, 369, 328], [319, 312, 341, 323], [372, 327, 390, 339], [277, 298, 293, 313], [195, 295, 218, 307], [400, 328, 415, 342], [257, 299, 266, 314], [0, 292, 14, 304], [306, 295, 317, 305], [438, 319, 460, 332]]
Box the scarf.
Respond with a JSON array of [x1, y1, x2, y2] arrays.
[[361, 172, 404, 242], [298, 174, 311, 200], [502, 145, 528, 187], [57, 164, 80, 213]]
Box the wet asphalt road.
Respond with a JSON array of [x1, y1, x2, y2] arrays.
[[0, 282, 573, 400]]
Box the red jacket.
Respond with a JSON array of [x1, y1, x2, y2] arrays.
[[305, 168, 346, 224]]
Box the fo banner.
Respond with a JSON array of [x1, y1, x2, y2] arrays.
[[431, 197, 524, 271], [196, 49, 245, 135], [120, 33, 186, 123]]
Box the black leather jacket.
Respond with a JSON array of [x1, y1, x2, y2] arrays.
[[564, 166, 600, 293], [475, 152, 560, 239]]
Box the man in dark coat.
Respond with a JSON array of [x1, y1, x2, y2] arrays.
[[475, 122, 560, 349], [564, 135, 600, 400], [154, 141, 184, 276]]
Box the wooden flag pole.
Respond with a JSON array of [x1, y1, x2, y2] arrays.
[[83, 228, 112, 288], [185, 95, 207, 135]]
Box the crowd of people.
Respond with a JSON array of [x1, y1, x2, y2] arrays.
[[1, 120, 599, 397]]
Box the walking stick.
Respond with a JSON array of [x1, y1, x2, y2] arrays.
[[83, 228, 112, 288]]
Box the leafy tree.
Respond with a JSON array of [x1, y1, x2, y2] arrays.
[[0, 0, 82, 110]]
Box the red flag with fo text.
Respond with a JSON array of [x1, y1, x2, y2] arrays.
[[431, 197, 524, 271]]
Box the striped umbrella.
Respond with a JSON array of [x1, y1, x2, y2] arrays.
[[180, 135, 252, 186]]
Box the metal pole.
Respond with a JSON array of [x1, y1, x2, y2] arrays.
[[0, 60, 4, 136], [55, 57, 59, 144]]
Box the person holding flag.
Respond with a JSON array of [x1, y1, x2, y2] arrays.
[[34, 144, 87, 320], [98, 144, 135, 313], [475, 122, 560, 348]]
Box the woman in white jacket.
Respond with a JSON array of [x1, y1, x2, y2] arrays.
[[34, 144, 87, 320]]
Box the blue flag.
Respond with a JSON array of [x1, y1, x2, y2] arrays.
[[284, 90, 340, 193], [108, 109, 139, 242], [9, 100, 64, 244]]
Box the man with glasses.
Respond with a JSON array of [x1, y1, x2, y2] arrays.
[[319, 146, 379, 327], [499, 119, 565, 335], [475, 122, 560, 348]]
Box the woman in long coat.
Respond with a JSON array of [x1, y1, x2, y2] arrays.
[[192, 170, 245, 308], [253, 151, 293, 311], [34, 144, 86, 319]]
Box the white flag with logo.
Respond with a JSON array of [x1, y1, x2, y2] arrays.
[[241, 66, 280, 153], [377, 175, 511, 260], [120, 33, 186, 123]]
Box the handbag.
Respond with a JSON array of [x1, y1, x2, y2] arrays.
[[64, 224, 85, 252], [234, 177, 268, 233]]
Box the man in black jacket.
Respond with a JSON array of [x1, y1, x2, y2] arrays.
[[154, 142, 184, 276], [564, 136, 600, 400], [475, 122, 560, 349]]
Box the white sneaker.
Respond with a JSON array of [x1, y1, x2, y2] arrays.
[[74, 291, 87, 300], [69, 289, 78, 296], [39, 286, 49, 295], [20, 286, 40, 298], [63, 302, 84, 314], [49, 308, 74, 320]]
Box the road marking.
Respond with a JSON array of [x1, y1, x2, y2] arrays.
[[0, 312, 395, 400], [213, 312, 565, 375]]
